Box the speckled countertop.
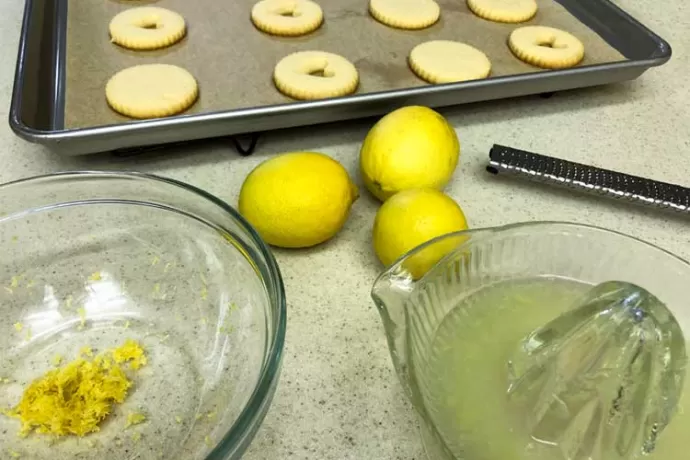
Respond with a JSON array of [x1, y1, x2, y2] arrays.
[[1, 1, 689, 458]]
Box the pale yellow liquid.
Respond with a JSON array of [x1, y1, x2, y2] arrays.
[[422, 278, 689, 460]]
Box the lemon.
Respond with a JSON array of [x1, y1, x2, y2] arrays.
[[360, 106, 460, 201], [373, 189, 468, 279], [238, 152, 359, 248]]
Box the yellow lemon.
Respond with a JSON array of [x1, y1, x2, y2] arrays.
[[239, 152, 359, 248], [360, 106, 460, 201], [373, 189, 468, 279]]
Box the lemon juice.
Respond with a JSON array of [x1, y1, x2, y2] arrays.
[[421, 277, 689, 460]]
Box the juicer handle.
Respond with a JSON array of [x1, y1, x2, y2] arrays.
[[486, 144, 690, 214]]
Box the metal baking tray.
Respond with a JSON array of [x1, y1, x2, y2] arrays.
[[9, 0, 671, 156]]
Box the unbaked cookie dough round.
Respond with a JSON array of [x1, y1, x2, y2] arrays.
[[409, 40, 492, 83], [273, 51, 359, 100], [251, 0, 324, 36], [369, 0, 440, 30], [509, 26, 585, 69], [106, 64, 199, 119], [109, 7, 186, 50]]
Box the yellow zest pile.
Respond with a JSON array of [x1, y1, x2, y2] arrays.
[[4, 339, 147, 437], [112, 340, 148, 370]]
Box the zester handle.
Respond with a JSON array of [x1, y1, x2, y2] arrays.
[[487, 144, 690, 213]]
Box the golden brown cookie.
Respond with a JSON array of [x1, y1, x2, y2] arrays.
[[509, 26, 585, 69]]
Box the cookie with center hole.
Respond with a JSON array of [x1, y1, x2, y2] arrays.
[[251, 0, 324, 36], [273, 51, 359, 100], [509, 26, 585, 69], [109, 7, 186, 50]]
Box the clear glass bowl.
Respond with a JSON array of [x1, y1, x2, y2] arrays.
[[0, 172, 286, 460]]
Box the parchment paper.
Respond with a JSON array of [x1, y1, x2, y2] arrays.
[[64, 0, 626, 128]]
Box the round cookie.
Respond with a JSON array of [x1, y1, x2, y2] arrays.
[[251, 0, 323, 36], [106, 64, 199, 119], [273, 51, 359, 100], [509, 26, 585, 69], [109, 7, 186, 50], [467, 0, 537, 23], [369, 0, 440, 30], [409, 40, 491, 83]]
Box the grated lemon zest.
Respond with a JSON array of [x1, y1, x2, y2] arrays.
[[8, 340, 146, 437], [125, 412, 147, 428], [219, 303, 237, 335], [77, 307, 87, 330], [10, 275, 22, 288], [112, 339, 148, 370]]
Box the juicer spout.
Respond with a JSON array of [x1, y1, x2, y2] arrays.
[[371, 229, 475, 392], [372, 265, 416, 388]]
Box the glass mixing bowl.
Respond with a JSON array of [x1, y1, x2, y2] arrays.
[[0, 172, 285, 460]]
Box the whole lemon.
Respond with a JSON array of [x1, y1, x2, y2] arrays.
[[239, 152, 359, 248], [360, 106, 460, 201], [373, 189, 468, 279]]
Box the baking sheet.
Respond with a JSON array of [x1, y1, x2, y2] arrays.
[[64, 0, 626, 129]]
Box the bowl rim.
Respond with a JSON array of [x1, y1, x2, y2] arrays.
[[0, 170, 287, 459], [375, 220, 690, 288]]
